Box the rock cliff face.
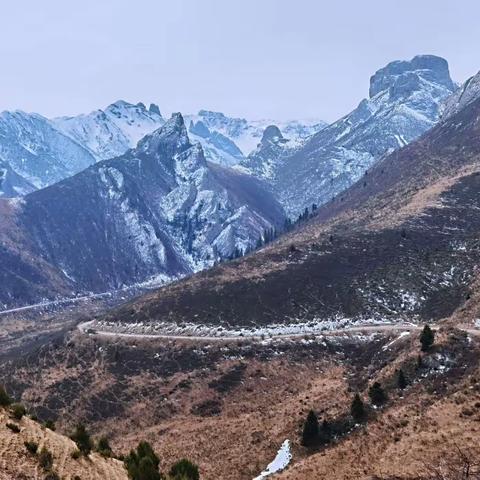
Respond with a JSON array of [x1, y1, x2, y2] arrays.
[[238, 125, 292, 180]]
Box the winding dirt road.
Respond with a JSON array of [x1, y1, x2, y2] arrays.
[[77, 320, 480, 342]]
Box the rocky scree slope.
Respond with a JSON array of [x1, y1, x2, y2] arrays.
[[99, 93, 480, 331], [0, 113, 285, 308]]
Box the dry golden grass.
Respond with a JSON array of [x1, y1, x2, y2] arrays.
[[0, 408, 127, 480]]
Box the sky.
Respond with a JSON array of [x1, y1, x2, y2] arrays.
[[1, 0, 479, 122]]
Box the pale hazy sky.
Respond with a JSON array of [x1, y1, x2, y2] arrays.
[[1, 0, 479, 122]]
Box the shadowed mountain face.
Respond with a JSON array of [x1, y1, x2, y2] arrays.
[[101, 95, 480, 329], [0, 114, 285, 308]]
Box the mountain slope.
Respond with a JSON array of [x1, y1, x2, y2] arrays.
[[273, 55, 456, 215], [188, 119, 245, 167], [0, 159, 35, 197], [0, 111, 96, 191], [442, 69, 480, 118], [97, 92, 480, 333], [0, 114, 285, 308]]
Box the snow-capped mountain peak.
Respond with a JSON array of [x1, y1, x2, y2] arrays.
[[186, 110, 326, 157], [137, 112, 191, 160], [369, 54, 454, 99], [54, 100, 165, 161], [273, 54, 457, 216]]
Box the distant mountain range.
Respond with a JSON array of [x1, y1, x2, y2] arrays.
[[0, 114, 285, 307], [0, 102, 325, 198], [1, 54, 477, 309]]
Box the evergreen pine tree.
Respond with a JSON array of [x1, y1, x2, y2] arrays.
[[420, 324, 435, 352], [283, 217, 293, 232], [350, 393, 366, 423], [397, 369, 408, 390], [0, 385, 12, 407], [169, 459, 200, 480], [318, 419, 332, 445], [301, 410, 319, 447], [70, 424, 92, 455], [125, 441, 161, 480], [368, 382, 388, 406], [96, 436, 112, 457]]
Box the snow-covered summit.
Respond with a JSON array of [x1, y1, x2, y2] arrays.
[[272, 54, 457, 216], [54, 100, 165, 161], [369, 55, 454, 98], [186, 110, 326, 156], [137, 112, 191, 159]]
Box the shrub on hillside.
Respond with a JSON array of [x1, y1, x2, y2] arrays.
[[96, 436, 113, 457], [0, 386, 12, 407], [124, 441, 162, 480], [24, 440, 39, 454], [44, 420, 56, 431], [169, 459, 200, 480], [6, 422, 20, 433], [71, 449, 81, 460], [70, 424, 93, 455], [38, 447, 53, 470], [11, 403, 26, 420]]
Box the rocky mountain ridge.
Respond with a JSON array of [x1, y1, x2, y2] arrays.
[[0, 113, 285, 308], [270, 55, 456, 216]]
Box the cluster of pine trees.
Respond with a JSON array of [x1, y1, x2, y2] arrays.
[[301, 324, 436, 449], [125, 441, 199, 480]]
